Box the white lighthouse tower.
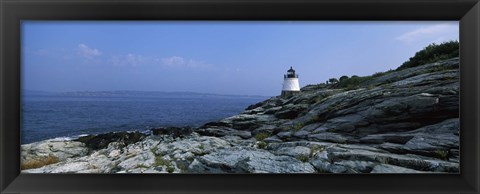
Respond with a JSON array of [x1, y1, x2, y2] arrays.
[[281, 66, 300, 98]]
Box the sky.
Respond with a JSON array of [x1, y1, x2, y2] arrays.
[[22, 21, 459, 96]]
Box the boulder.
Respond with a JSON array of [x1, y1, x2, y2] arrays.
[[188, 147, 315, 173], [118, 151, 155, 170], [370, 164, 423, 173], [273, 146, 311, 158], [21, 139, 89, 170], [21, 139, 88, 162]]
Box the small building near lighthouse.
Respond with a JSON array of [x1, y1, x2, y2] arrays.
[[281, 66, 300, 98]]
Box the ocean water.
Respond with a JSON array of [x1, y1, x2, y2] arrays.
[[21, 95, 267, 144]]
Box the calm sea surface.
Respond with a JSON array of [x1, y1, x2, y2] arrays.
[[21, 95, 267, 144]]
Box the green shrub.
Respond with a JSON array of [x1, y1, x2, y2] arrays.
[[297, 155, 310, 162], [154, 155, 170, 167], [339, 75, 349, 82], [166, 166, 175, 173], [372, 69, 395, 78], [154, 155, 177, 173], [397, 40, 459, 70], [336, 75, 366, 89], [435, 150, 449, 160], [257, 141, 268, 149], [255, 132, 270, 141], [328, 78, 339, 84]]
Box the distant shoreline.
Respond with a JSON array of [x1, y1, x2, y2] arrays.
[[22, 90, 271, 99]]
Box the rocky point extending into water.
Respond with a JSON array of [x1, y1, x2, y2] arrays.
[[21, 58, 459, 173]]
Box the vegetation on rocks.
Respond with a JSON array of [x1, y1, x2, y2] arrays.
[[323, 41, 459, 91], [76, 131, 146, 151], [397, 40, 459, 70], [21, 43, 459, 174], [254, 132, 270, 141], [21, 154, 59, 170]]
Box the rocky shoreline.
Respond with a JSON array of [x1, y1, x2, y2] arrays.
[[21, 58, 459, 173]]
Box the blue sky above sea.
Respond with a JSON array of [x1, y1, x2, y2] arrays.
[[22, 21, 459, 96]]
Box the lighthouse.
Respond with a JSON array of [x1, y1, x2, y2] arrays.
[[281, 66, 300, 98]]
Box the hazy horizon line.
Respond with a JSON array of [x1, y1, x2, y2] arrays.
[[22, 89, 272, 98]]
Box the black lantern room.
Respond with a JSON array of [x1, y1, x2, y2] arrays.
[[285, 66, 298, 78]]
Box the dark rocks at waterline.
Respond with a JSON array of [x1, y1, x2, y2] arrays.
[[75, 131, 146, 151], [151, 127, 193, 138]]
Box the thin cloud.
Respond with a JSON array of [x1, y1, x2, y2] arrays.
[[109, 53, 149, 67], [162, 56, 185, 67], [78, 44, 102, 58], [161, 56, 212, 68], [395, 24, 458, 43], [108, 54, 212, 69]]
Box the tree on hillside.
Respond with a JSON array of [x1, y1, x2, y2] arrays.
[[339, 75, 349, 82], [329, 78, 339, 84], [397, 40, 459, 70]]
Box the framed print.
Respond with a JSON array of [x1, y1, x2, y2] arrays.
[[1, 0, 479, 193]]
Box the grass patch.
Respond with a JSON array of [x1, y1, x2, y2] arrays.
[[166, 166, 175, 173], [255, 132, 270, 141], [136, 164, 149, 169], [372, 70, 393, 78], [297, 155, 310, 163], [292, 122, 305, 133], [381, 83, 394, 89], [154, 155, 171, 167], [257, 141, 268, 149], [310, 145, 325, 156], [327, 102, 342, 112], [154, 155, 177, 173], [176, 162, 189, 173], [313, 96, 325, 104], [344, 85, 360, 91], [21, 154, 60, 170], [435, 150, 449, 160], [281, 126, 290, 131], [150, 146, 158, 154], [305, 115, 321, 126]]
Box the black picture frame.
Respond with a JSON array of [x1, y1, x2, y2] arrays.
[[1, 0, 479, 193]]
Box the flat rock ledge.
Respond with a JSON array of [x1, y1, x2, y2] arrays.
[[21, 129, 458, 173]]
